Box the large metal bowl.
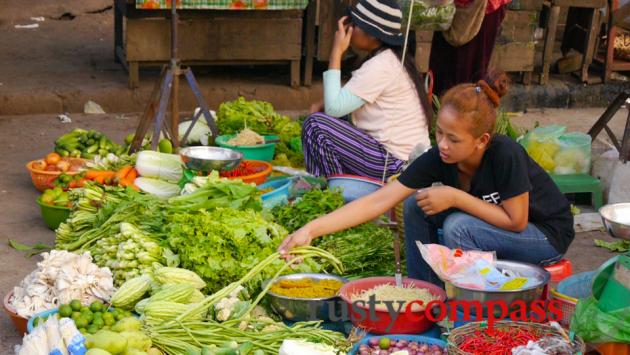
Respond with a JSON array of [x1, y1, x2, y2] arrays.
[[445, 260, 550, 318], [263, 273, 348, 322], [600, 203, 630, 241], [179, 146, 243, 172]]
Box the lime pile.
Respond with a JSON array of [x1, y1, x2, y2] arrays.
[[33, 299, 133, 335]]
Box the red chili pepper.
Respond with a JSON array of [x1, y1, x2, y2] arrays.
[[459, 328, 542, 355]]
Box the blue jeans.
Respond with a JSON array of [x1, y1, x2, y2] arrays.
[[403, 196, 562, 284]]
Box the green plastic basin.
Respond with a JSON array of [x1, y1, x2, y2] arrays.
[[36, 197, 71, 230], [215, 134, 278, 162]]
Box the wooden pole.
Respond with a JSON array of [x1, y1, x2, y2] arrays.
[[170, 1, 180, 148]]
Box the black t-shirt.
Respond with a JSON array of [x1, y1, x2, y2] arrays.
[[398, 134, 574, 254]]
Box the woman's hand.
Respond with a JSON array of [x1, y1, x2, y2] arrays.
[[330, 16, 353, 64], [416, 186, 460, 215], [278, 227, 314, 260]]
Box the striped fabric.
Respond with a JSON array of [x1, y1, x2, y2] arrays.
[[302, 113, 404, 180], [350, 0, 404, 45], [136, 0, 308, 10]]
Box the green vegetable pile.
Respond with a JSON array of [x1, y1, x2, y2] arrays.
[[272, 188, 401, 279], [55, 128, 124, 159], [271, 188, 344, 233], [92, 222, 168, 285], [217, 97, 304, 167], [315, 223, 402, 280], [167, 208, 326, 293]]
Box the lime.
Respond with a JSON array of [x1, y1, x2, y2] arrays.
[[93, 312, 103, 319], [70, 300, 83, 312], [75, 317, 89, 329], [79, 328, 87, 334], [90, 301, 104, 313], [87, 324, 99, 334], [103, 311, 114, 320], [80, 306, 90, 313], [379, 337, 391, 350], [115, 312, 125, 321], [92, 318, 105, 328], [81, 311, 93, 323], [158, 139, 173, 154], [104, 317, 116, 326], [59, 305, 73, 318], [101, 325, 110, 331]]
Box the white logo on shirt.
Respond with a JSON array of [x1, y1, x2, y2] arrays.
[[482, 192, 501, 204]]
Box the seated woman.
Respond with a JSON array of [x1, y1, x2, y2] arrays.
[[303, 0, 432, 180], [280, 73, 574, 285]]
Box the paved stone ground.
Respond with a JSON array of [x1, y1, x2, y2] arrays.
[[2, 108, 628, 351]]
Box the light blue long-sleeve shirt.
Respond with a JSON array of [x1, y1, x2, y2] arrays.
[[323, 69, 365, 118]]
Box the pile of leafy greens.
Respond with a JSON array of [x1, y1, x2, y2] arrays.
[[217, 97, 304, 167], [272, 188, 345, 233], [166, 208, 327, 293], [271, 188, 402, 279]]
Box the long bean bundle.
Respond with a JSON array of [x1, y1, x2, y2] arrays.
[[146, 247, 349, 354]]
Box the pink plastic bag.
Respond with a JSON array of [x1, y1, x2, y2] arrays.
[[416, 242, 495, 285]]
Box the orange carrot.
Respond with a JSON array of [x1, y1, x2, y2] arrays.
[[86, 170, 115, 180], [125, 168, 138, 181], [115, 166, 133, 181]]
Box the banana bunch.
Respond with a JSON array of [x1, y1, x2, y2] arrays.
[[55, 128, 125, 159]]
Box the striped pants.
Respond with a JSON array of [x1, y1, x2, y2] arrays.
[[302, 113, 404, 180]]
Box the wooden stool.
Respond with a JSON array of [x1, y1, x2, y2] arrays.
[[551, 173, 604, 210]]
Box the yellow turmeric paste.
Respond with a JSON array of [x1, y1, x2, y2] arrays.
[[270, 278, 343, 298]]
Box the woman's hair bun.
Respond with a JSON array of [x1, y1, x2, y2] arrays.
[[486, 71, 510, 99]]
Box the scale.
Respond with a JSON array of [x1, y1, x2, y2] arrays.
[[129, 1, 220, 154]]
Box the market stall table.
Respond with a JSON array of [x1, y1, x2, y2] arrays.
[[114, 0, 309, 88]]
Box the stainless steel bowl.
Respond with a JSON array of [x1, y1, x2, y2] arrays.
[[263, 273, 348, 322], [445, 260, 550, 318], [179, 146, 243, 172], [600, 203, 630, 241]]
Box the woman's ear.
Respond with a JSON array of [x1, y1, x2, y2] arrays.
[[476, 132, 492, 149]]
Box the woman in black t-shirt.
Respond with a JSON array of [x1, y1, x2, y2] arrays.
[[278, 73, 574, 284]]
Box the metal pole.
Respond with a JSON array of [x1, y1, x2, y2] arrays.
[[170, 1, 180, 148]]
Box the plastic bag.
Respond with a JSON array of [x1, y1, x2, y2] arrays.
[[400, 0, 456, 30], [416, 242, 495, 284], [570, 296, 630, 343], [520, 125, 592, 174], [553, 132, 592, 174]]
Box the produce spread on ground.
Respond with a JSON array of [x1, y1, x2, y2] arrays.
[[5, 97, 628, 355]]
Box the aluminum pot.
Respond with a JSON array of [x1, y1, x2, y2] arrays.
[[263, 273, 348, 322], [600, 203, 630, 241], [444, 260, 550, 318]]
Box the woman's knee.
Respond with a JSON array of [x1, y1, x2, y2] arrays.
[[442, 212, 478, 247]]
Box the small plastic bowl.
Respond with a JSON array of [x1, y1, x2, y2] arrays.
[[258, 178, 293, 208], [27, 308, 59, 333], [36, 197, 71, 230], [327, 174, 384, 203], [3, 291, 28, 335], [349, 335, 447, 355], [215, 135, 279, 162], [224, 160, 272, 185]]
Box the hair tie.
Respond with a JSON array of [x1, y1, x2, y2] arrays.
[[476, 80, 500, 108]]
